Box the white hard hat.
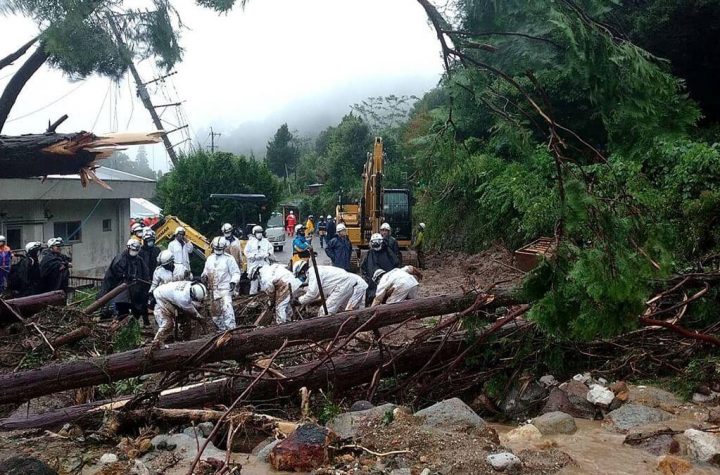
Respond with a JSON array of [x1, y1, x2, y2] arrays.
[[0, 235, 5, 243], [293, 259, 308, 277], [158, 250, 174, 266], [127, 239, 141, 251], [295, 224, 305, 233], [211, 236, 227, 251], [221, 223, 233, 234], [174, 226, 186, 235], [47, 237, 63, 247], [380, 222, 391, 231], [372, 269, 386, 283], [336, 223, 347, 233], [252, 225, 263, 234], [419, 223, 426, 229], [25, 241, 42, 253], [370, 233, 383, 250], [289, 210, 294, 215], [190, 283, 207, 302], [327, 215, 332, 219], [143, 228, 156, 239], [131, 223, 143, 233]]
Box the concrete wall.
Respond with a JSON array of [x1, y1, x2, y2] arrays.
[[0, 199, 130, 277]]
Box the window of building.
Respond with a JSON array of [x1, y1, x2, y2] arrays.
[[4, 228, 22, 250], [102, 219, 112, 232], [53, 221, 82, 242]]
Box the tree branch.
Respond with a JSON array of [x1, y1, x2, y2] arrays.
[[0, 36, 39, 71]]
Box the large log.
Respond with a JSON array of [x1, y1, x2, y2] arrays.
[[0, 292, 514, 405], [0, 338, 468, 431], [0, 291, 66, 322]]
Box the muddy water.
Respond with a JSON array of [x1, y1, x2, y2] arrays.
[[497, 419, 719, 475]]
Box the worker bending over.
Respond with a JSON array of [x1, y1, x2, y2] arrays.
[[254, 263, 303, 324], [343, 272, 368, 311], [151, 281, 207, 349], [202, 237, 241, 331], [295, 261, 355, 316], [371, 265, 422, 306], [244, 225, 274, 295]]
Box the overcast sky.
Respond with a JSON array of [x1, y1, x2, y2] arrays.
[[0, 0, 444, 170]]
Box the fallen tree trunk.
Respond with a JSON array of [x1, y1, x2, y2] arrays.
[[84, 283, 128, 315], [50, 326, 91, 348], [0, 337, 470, 431], [0, 292, 515, 405], [0, 291, 66, 322]]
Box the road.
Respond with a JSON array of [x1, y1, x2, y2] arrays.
[[270, 233, 331, 267]]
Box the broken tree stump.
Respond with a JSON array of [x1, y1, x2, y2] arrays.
[[0, 292, 514, 405]]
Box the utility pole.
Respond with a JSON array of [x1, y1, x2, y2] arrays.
[[209, 127, 221, 154], [106, 12, 179, 167]]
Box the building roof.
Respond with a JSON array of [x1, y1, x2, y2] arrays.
[[131, 198, 162, 217], [0, 167, 156, 201]]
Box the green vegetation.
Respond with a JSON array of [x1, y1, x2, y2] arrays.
[[112, 318, 142, 353], [157, 150, 282, 237]]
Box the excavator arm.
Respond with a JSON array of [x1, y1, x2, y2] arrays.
[[153, 215, 211, 259]]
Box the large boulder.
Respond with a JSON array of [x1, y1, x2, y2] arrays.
[[269, 423, 334, 472], [415, 398, 485, 430], [607, 403, 672, 431], [682, 429, 720, 464], [499, 382, 548, 420], [503, 424, 542, 444], [327, 403, 396, 440], [0, 457, 58, 475], [542, 388, 596, 419], [532, 411, 577, 435]]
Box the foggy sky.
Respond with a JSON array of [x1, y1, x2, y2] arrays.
[[0, 0, 443, 170]]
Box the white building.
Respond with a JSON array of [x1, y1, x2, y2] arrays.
[[0, 167, 156, 277]]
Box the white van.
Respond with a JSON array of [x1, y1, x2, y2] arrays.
[[265, 212, 286, 252]]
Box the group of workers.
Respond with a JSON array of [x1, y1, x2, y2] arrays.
[[0, 235, 73, 297], [0, 214, 427, 354]]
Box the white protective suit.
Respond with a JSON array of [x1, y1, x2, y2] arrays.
[[258, 264, 303, 324], [149, 266, 186, 293], [372, 266, 419, 306], [168, 238, 194, 277], [298, 265, 355, 316], [343, 273, 368, 311], [224, 236, 244, 271], [244, 235, 274, 295], [152, 281, 202, 344], [202, 252, 241, 331]]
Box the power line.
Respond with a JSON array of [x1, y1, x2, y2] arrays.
[[6, 82, 86, 123]]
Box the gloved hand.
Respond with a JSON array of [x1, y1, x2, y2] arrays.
[[229, 282, 236, 292]]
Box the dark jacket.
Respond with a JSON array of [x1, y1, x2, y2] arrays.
[[325, 236, 352, 270], [8, 252, 42, 297], [360, 246, 400, 282], [140, 245, 161, 278], [326, 220, 337, 241], [98, 251, 150, 302], [39, 252, 72, 293], [385, 236, 402, 265]]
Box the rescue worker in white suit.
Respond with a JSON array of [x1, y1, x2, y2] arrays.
[[253, 263, 303, 324], [295, 261, 356, 316], [244, 225, 274, 295], [342, 272, 369, 311], [151, 281, 207, 350], [168, 226, 194, 278], [202, 237, 241, 331], [148, 250, 186, 295], [221, 223, 244, 271], [370, 266, 421, 306]]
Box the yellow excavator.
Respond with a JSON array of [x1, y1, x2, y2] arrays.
[[336, 137, 417, 268], [153, 215, 212, 258]]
